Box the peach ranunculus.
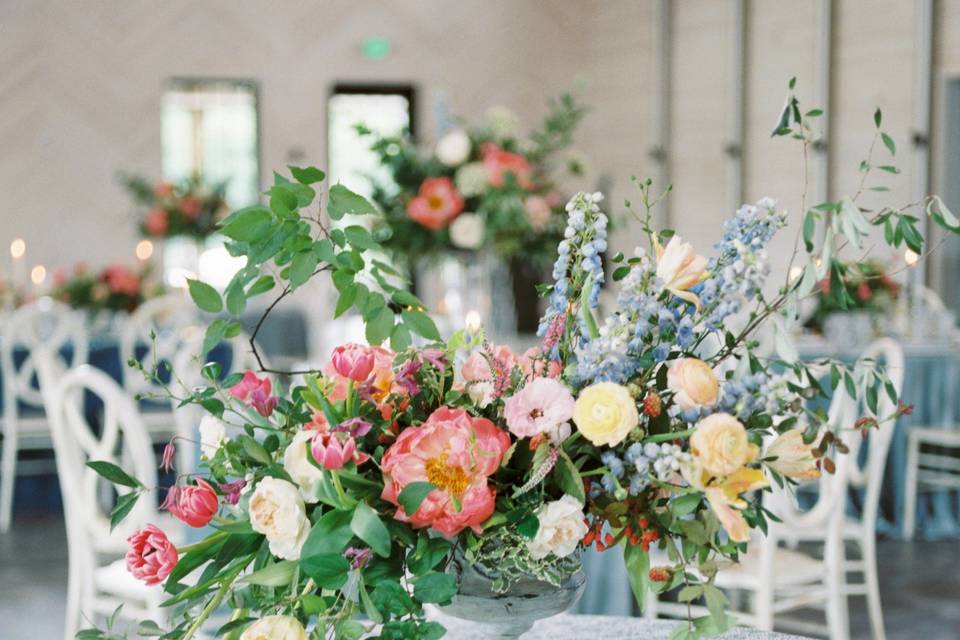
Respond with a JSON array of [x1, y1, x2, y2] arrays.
[[683, 461, 768, 543], [381, 406, 511, 537], [765, 428, 821, 480], [481, 142, 533, 189], [667, 358, 719, 411], [689, 413, 757, 478], [654, 234, 708, 307], [407, 177, 465, 230]]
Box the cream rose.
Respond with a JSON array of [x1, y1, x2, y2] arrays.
[[283, 430, 323, 503], [766, 428, 821, 480], [572, 382, 639, 447], [689, 413, 754, 477], [527, 495, 589, 560], [435, 129, 472, 166], [248, 477, 308, 560], [449, 212, 484, 249], [198, 415, 227, 459], [239, 615, 307, 640], [667, 358, 719, 411]]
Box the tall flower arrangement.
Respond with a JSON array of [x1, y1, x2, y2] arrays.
[[123, 174, 227, 239], [49, 262, 161, 314], [84, 83, 959, 640]]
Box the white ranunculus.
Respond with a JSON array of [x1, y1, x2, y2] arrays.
[[283, 430, 323, 503], [435, 129, 472, 166], [248, 477, 308, 560], [198, 415, 227, 459], [239, 615, 307, 640], [527, 495, 589, 560], [449, 212, 485, 250]]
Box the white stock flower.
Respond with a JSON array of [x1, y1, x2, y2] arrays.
[[527, 495, 588, 560], [283, 430, 323, 503], [198, 415, 227, 459], [449, 212, 484, 249], [248, 477, 309, 560], [435, 129, 472, 166], [239, 615, 307, 640]]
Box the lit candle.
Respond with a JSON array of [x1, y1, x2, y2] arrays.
[[136, 239, 154, 262], [904, 249, 919, 267], [465, 309, 482, 333], [10, 238, 26, 288], [30, 264, 46, 294]]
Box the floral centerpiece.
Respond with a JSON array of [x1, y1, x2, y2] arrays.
[[85, 83, 959, 640], [49, 262, 160, 315], [806, 259, 901, 337], [123, 174, 227, 239]]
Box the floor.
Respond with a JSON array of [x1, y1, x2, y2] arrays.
[[1, 514, 958, 639]]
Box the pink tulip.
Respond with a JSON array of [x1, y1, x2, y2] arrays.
[[230, 371, 278, 417], [311, 431, 362, 470], [126, 524, 178, 585], [330, 343, 375, 382], [166, 479, 219, 528], [407, 177, 465, 230]]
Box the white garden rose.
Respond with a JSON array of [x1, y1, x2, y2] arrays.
[[454, 162, 488, 197], [435, 129, 471, 166], [198, 415, 227, 459], [248, 477, 308, 560], [527, 495, 589, 560], [466, 380, 495, 408], [449, 212, 484, 249], [239, 615, 307, 640], [283, 430, 323, 503]]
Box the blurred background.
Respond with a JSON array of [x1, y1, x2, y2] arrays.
[[2, 1, 960, 639]]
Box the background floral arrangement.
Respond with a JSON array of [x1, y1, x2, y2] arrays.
[[360, 95, 587, 271], [84, 83, 960, 640], [49, 262, 160, 314], [806, 258, 901, 333], [123, 174, 227, 239]]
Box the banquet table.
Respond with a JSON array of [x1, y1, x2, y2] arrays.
[[433, 613, 809, 639]]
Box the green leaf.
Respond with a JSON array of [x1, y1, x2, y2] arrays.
[[240, 560, 296, 586], [624, 543, 650, 612], [334, 284, 358, 318], [289, 165, 326, 185], [288, 250, 319, 289], [366, 306, 396, 346], [390, 322, 412, 351], [874, 108, 882, 128], [220, 206, 273, 242], [397, 482, 437, 516], [555, 450, 585, 504], [517, 513, 539, 539], [247, 275, 275, 298], [302, 509, 354, 557], [110, 491, 140, 531], [237, 435, 272, 465], [351, 501, 392, 558], [413, 572, 458, 604], [401, 310, 441, 342], [300, 552, 351, 589], [670, 492, 701, 517], [881, 132, 896, 156], [802, 209, 816, 252], [328, 184, 378, 220], [187, 279, 223, 313], [344, 225, 377, 250], [86, 461, 141, 488]]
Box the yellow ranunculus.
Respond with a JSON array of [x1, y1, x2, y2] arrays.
[[240, 615, 307, 640], [689, 412, 756, 477], [667, 358, 719, 410], [573, 382, 639, 447], [765, 428, 821, 480]]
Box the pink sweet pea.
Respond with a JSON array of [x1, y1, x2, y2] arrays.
[[381, 406, 511, 537], [126, 524, 178, 585], [407, 177, 465, 230], [145, 208, 169, 236], [230, 371, 278, 417], [503, 377, 575, 439], [330, 343, 375, 382], [482, 142, 533, 189], [311, 432, 367, 470], [166, 478, 219, 528]]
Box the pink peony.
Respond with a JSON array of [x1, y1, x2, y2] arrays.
[[103, 264, 141, 296], [482, 142, 533, 189], [126, 524, 178, 585], [145, 208, 169, 236], [330, 343, 375, 382], [407, 177, 465, 230], [230, 371, 278, 417], [503, 377, 575, 439], [381, 406, 511, 537], [166, 478, 219, 528]]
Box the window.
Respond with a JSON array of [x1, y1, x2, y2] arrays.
[[161, 78, 259, 287], [327, 84, 415, 200]]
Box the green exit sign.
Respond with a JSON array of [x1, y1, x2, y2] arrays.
[[361, 37, 391, 61]]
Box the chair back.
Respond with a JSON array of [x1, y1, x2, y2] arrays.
[[119, 293, 195, 398], [1, 298, 88, 412]]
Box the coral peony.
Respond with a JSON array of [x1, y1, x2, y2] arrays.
[[481, 142, 533, 189], [230, 371, 278, 417], [381, 407, 510, 536], [166, 478, 219, 528], [407, 177, 464, 230], [126, 524, 178, 585]]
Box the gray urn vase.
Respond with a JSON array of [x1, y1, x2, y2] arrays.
[[438, 553, 587, 639]]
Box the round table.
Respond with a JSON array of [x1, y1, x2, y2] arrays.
[[435, 613, 809, 639]]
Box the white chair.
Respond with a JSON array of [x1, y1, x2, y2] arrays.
[[903, 427, 960, 540], [35, 351, 170, 639], [0, 298, 89, 532]]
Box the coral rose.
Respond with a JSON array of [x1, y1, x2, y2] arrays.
[[690, 413, 755, 478], [381, 406, 510, 537], [573, 382, 639, 447], [407, 177, 464, 230], [667, 358, 719, 411], [126, 524, 178, 585]]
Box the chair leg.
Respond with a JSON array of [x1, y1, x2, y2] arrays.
[[63, 556, 82, 640], [861, 535, 886, 640], [0, 416, 18, 533], [903, 433, 920, 541], [825, 537, 850, 640]]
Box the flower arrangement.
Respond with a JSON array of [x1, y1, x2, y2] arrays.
[[84, 83, 960, 640], [361, 95, 586, 269], [807, 258, 901, 333], [49, 262, 160, 314], [123, 174, 227, 239]]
